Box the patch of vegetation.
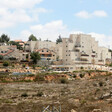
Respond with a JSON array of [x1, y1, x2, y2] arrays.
[[28, 74, 35, 77], [80, 99, 86, 105], [34, 74, 45, 82], [79, 73, 85, 78], [32, 64, 36, 69], [73, 74, 77, 78], [60, 78, 68, 84], [11, 64, 15, 67], [3, 61, 10, 67], [22, 64, 26, 68], [99, 81, 104, 87], [107, 72, 112, 76], [37, 91, 43, 97], [73, 71, 80, 73], [21, 93, 28, 97]]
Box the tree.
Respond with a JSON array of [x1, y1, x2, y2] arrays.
[[30, 52, 41, 64], [45, 39, 51, 42], [26, 54, 29, 59], [0, 55, 3, 60], [109, 63, 112, 67], [56, 35, 62, 44], [3, 61, 9, 67], [28, 34, 37, 41], [0, 34, 10, 43]]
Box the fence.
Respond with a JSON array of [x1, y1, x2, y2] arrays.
[[42, 105, 61, 112]]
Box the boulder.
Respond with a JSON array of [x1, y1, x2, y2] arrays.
[[71, 109, 77, 112]]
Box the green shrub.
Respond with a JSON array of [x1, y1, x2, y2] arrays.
[[73, 74, 76, 78], [3, 61, 9, 67], [37, 91, 43, 97], [32, 64, 36, 69], [0, 55, 3, 60], [22, 64, 26, 68], [60, 78, 68, 84], [99, 81, 103, 87], [21, 93, 28, 97], [80, 99, 86, 105], [12, 64, 15, 67], [79, 74, 85, 78]]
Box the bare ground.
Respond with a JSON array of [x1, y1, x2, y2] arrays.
[[0, 75, 112, 112]]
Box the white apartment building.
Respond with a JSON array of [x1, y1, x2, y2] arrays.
[[52, 34, 111, 71], [24, 34, 111, 71], [25, 40, 56, 52], [98, 47, 111, 65], [0, 45, 25, 61], [61, 34, 99, 65]]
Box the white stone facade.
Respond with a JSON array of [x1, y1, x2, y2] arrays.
[[54, 34, 111, 71], [24, 34, 111, 71], [25, 40, 56, 52]]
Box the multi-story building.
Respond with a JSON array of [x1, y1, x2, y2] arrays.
[[0, 45, 28, 61], [23, 34, 111, 71], [35, 48, 57, 61], [52, 34, 111, 71], [24, 40, 56, 52], [61, 34, 99, 65], [98, 47, 111, 65]]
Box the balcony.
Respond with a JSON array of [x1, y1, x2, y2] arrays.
[[80, 54, 89, 60], [91, 51, 96, 57], [75, 59, 89, 64], [98, 60, 104, 65], [98, 60, 104, 62], [92, 53, 96, 57], [81, 54, 89, 56], [74, 45, 81, 51]]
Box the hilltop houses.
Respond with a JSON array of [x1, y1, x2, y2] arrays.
[[0, 34, 111, 72], [52, 34, 111, 71]]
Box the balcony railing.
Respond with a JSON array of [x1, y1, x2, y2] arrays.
[[81, 54, 89, 56]]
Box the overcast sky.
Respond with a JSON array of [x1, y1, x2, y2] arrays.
[[0, 0, 112, 48]]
